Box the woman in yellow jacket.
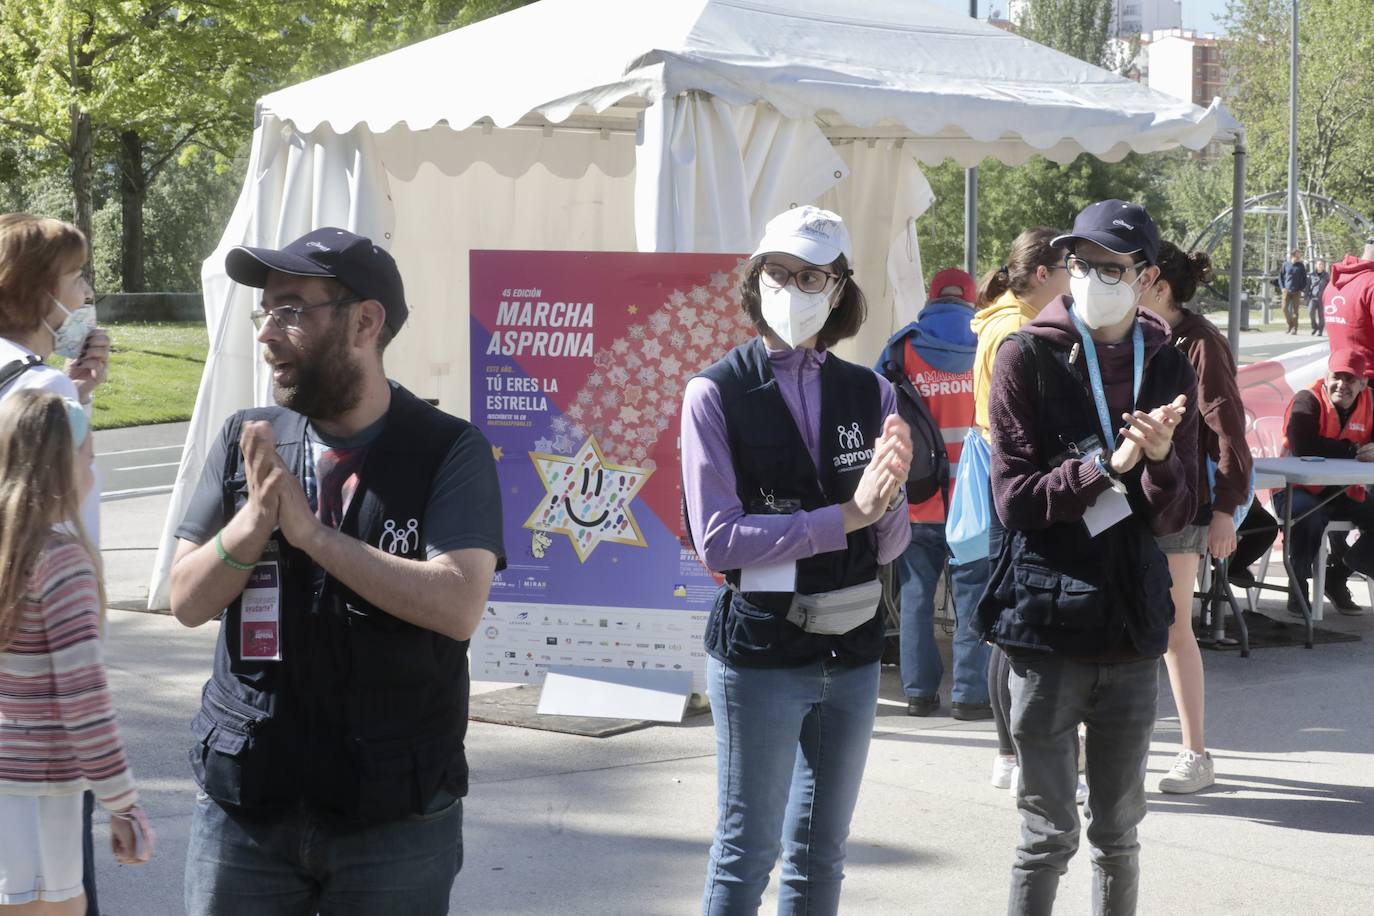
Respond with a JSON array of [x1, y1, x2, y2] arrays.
[[969, 226, 1070, 793]]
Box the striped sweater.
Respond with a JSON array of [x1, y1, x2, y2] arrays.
[[0, 533, 137, 811]]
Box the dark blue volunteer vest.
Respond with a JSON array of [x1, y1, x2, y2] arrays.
[[973, 330, 1193, 659], [189, 384, 474, 822], [695, 338, 885, 668]]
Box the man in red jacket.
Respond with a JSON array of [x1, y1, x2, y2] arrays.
[[1323, 239, 1374, 368]]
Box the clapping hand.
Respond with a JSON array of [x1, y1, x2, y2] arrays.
[[843, 414, 912, 531], [1109, 394, 1188, 475]]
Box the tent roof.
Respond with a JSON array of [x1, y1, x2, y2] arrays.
[[258, 0, 1231, 164]]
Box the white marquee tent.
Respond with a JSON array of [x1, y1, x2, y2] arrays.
[[149, 0, 1241, 606]]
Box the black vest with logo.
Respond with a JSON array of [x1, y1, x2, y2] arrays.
[[695, 339, 885, 668], [190, 384, 472, 822], [974, 331, 1192, 659]]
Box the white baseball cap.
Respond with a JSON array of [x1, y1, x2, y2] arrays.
[[751, 206, 853, 266]]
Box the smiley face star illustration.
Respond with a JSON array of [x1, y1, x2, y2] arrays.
[[524, 435, 653, 562]]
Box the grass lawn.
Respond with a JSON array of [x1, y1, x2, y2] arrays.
[[50, 322, 208, 430]]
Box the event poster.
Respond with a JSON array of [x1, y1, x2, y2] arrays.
[[470, 250, 753, 691]]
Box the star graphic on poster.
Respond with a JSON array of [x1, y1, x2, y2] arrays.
[[689, 324, 716, 348], [669, 290, 687, 306], [607, 366, 630, 387], [710, 270, 730, 290], [624, 352, 643, 371], [593, 349, 615, 369], [660, 355, 682, 378], [623, 384, 644, 405], [676, 305, 699, 328], [551, 416, 570, 434], [669, 330, 687, 350], [552, 434, 574, 453], [689, 286, 710, 304], [524, 435, 653, 563], [645, 388, 661, 404], [491, 445, 504, 461], [601, 389, 619, 409], [587, 372, 604, 388], [628, 324, 646, 340], [641, 338, 663, 361], [612, 338, 631, 355], [636, 367, 657, 387], [568, 403, 584, 420], [627, 304, 639, 314], [619, 404, 642, 425], [533, 437, 554, 452], [648, 312, 671, 335]]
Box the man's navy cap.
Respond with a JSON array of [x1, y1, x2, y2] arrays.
[[1052, 200, 1161, 266], [226, 228, 408, 333]]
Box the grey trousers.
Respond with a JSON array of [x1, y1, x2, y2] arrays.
[[1006, 654, 1158, 916]]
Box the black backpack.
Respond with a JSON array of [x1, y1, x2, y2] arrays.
[[878, 335, 951, 510], [0, 355, 41, 396]]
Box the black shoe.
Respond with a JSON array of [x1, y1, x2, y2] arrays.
[[951, 702, 993, 721], [1324, 579, 1363, 615], [906, 695, 939, 717]]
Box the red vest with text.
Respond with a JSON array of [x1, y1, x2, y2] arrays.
[[903, 344, 975, 523], [1282, 379, 1373, 502]]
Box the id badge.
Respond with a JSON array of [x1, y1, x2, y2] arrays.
[[239, 543, 282, 661]]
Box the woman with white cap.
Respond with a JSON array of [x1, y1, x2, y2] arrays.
[[681, 206, 912, 915]]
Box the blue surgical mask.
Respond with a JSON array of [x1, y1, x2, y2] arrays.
[[45, 295, 97, 359]]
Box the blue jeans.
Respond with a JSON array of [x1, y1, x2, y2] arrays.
[[702, 656, 880, 916], [1007, 655, 1159, 916], [896, 523, 991, 704], [184, 791, 463, 915]]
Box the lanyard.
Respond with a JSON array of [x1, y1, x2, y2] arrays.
[[1068, 307, 1143, 451]]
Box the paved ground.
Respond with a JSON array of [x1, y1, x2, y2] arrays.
[[90, 493, 1374, 915]]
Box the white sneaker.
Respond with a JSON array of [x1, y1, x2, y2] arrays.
[[1008, 765, 1020, 798], [991, 755, 1017, 789], [1076, 777, 1089, 805], [1158, 749, 1216, 794]]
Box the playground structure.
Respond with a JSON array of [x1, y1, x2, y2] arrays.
[[1190, 190, 1374, 326]]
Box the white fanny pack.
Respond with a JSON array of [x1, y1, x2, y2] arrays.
[[785, 579, 884, 636]]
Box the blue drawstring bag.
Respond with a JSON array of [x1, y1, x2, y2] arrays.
[[946, 429, 992, 565]]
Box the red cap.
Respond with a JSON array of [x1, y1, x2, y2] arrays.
[[927, 267, 976, 304], [1329, 349, 1369, 378]]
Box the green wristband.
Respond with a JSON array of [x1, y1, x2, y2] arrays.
[[215, 530, 256, 572]]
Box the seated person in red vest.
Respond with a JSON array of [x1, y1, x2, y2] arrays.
[[879, 268, 989, 718], [1277, 348, 1374, 616]]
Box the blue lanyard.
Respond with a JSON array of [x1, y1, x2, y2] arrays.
[[1068, 307, 1143, 451]]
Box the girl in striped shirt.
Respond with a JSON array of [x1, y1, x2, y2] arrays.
[[0, 390, 152, 911]]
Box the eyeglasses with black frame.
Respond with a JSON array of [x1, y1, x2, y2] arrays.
[[1064, 255, 1147, 286], [250, 295, 361, 331], [758, 261, 844, 295]]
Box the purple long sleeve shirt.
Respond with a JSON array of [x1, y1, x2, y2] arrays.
[[680, 343, 911, 574]]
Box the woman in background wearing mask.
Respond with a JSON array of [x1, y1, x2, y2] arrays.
[[970, 227, 1072, 797], [682, 206, 912, 916], [0, 213, 111, 916]]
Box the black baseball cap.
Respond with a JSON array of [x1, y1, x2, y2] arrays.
[[1052, 200, 1161, 266], [226, 227, 408, 333]]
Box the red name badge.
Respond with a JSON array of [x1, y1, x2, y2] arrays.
[[240, 560, 281, 661]]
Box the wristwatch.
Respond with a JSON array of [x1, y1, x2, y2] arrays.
[[1093, 453, 1127, 494], [886, 486, 907, 512]]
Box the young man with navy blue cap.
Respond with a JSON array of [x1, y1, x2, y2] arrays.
[[170, 227, 506, 912], [976, 200, 1200, 914]]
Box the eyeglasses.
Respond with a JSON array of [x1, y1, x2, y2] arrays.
[[1064, 255, 1147, 286], [759, 262, 844, 295], [250, 296, 359, 331]]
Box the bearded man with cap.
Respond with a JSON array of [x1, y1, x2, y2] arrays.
[[1277, 348, 1374, 616], [974, 200, 1200, 915], [169, 228, 505, 912], [682, 206, 912, 916]]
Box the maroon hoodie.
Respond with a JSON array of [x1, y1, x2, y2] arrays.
[[1324, 255, 1374, 365], [986, 296, 1200, 537]]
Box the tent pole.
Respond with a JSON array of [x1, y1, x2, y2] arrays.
[[965, 167, 978, 277], [964, 0, 979, 277], [1228, 127, 1247, 355]]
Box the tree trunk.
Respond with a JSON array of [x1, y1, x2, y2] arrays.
[[119, 130, 147, 293], [69, 104, 94, 278]]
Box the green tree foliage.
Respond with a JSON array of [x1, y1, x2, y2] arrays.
[[1222, 0, 1374, 222], [1019, 0, 1113, 69]]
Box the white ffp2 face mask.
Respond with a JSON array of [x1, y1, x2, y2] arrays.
[[1069, 273, 1139, 329], [759, 280, 834, 349], [45, 296, 97, 359]]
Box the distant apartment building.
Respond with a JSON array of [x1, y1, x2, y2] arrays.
[[1007, 0, 1181, 37], [1133, 29, 1225, 107]]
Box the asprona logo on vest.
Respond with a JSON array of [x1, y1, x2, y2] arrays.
[[911, 369, 974, 399], [834, 422, 874, 470]]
